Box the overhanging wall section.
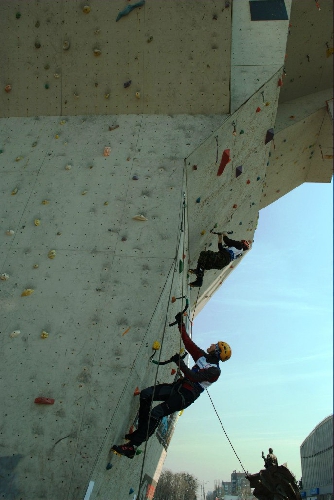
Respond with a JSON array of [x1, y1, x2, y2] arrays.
[[185, 69, 282, 309], [0, 0, 231, 117]]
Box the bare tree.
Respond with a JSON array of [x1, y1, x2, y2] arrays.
[[154, 469, 199, 499]]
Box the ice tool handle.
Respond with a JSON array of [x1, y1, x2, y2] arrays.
[[210, 229, 233, 235], [151, 351, 188, 366], [168, 299, 189, 327]]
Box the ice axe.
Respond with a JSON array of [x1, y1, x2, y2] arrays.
[[210, 228, 233, 235], [169, 299, 189, 327], [151, 351, 188, 366]]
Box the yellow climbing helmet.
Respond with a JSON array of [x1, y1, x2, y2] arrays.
[[217, 341, 232, 362]]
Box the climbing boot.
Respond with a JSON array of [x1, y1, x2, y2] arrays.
[[111, 443, 135, 459], [190, 276, 203, 287]]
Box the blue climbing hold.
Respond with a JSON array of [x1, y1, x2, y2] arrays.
[[196, 197, 201, 203], [106, 462, 113, 470], [129, 488, 135, 494], [132, 175, 139, 180], [257, 176, 260, 181], [239, 222, 242, 225], [116, 0, 145, 21]]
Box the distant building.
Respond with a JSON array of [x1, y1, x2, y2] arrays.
[[231, 471, 251, 495], [300, 415, 333, 500]]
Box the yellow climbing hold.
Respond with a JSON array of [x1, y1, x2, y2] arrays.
[[152, 341, 161, 350], [11, 187, 18, 195], [48, 250, 56, 259], [34, 219, 41, 226], [42, 199, 49, 205], [200, 230, 206, 235], [21, 289, 34, 297], [122, 327, 131, 336], [41, 331, 49, 339]]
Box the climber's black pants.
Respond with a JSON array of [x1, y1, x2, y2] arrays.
[[128, 382, 196, 446]]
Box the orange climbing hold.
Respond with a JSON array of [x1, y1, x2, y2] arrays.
[[171, 296, 176, 303], [122, 327, 130, 336], [34, 397, 55, 405], [233, 204, 237, 209], [278, 78, 283, 87], [171, 369, 176, 375], [133, 387, 140, 396]]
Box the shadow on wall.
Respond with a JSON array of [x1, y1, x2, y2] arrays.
[[0, 454, 24, 499]]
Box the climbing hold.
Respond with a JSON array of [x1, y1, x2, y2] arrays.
[[265, 128, 275, 145], [33, 264, 39, 269], [63, 41, 70, 50], [55, 134, 59, 139], [42, 200, 49, 205], [147, 36, 153, 43], [83, 5, 91, 13], [104, 201, 109, 206], [129, 488, 135, 494], [104, 93, 110, 99], [257, 176, 261, 181], [278, 78, 283, 87], [32, 141, 37, 147], [5, 84, 12, 93], [48, 250, 56, 259], [34, 219, 41, 226], [217, 149, 231, 176], [106, 463, 113, 470], [116, 0, 145, 22], [41, 331, 49, 339], [35, 41, 41, 49], [233, 204, 237, 209], [239, 222, 242, 225], [326, 48, 334, 57], [132, 175, 139, 180], [54, 73, 60, 79], [6, 230, 15, 236], [122, 327, 131, 336], [0, 273, 9, 280], [135, 92, 140, 99], [103, 147, 111, 156], [81, 190, 88, 195], [290, 115, 295, 119], [133, 387, 140, 396], [179, 260, 184, 273], [121, 236, 127, 242], [200, 230, 206, 235], [171, 368, 176, 375], [34, 397, 55, 405], [16, 12, 21, 19], [109, 125, 119, 131], [239, 130, 244, 134], [192, 165, 198, 170], [93, 49, 101, 57], [15, 156, 22, 161], [235, 166, 243, 178], [171, 297, 176, 303], [123, 80, 132, 88], [65, 164, 72, 170], [44, 83, 49, 89], [21, 289, 34, 297], [152, 341, 161, 350], [11, 187, 18, 195], [133, 215, 147, 221], [256, 107, 261, 113], [196, 197, 201, 203], [246, 179, 251, 184], [265, 102, 270, 106], [10, 330, 20, 338]]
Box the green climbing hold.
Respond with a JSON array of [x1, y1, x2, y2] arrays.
[[44, 83, 49, 89], [240, 130, 244, 134], [179, 260, 184, 273], [16, 12, 21, 19]]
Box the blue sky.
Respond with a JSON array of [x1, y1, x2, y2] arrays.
[[163, 181, 333, 488]]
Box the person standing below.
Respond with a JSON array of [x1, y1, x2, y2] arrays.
[[189, 232, 251, 287]]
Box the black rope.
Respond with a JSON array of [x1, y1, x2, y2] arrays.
[[206, 390, 247, 474]]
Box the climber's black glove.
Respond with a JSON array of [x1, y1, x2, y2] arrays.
[[174, 312, 183, 325], [170, 353, 182, 364]]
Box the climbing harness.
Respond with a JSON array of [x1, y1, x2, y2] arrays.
[[206, 390, 247, 474]]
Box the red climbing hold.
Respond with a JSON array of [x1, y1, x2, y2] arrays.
[[233, 204, 238, 209], [256, 107, 261, 113], [278, 78, 283, 87], [246, 179, 251, 184], [192, 165, 198, 170], [133, 387, 140, 396], [217, 149, 230, 176], [34, 397, 55, 405], [171, 369, 176, 375]]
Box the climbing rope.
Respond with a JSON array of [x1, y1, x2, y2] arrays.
[[206, 390, 247, 474]]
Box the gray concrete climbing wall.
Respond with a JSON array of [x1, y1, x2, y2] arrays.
[[0, 113, 227, 500], [0, 0, 231, 117]]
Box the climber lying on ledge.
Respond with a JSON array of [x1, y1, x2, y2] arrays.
[[189, 232, 251, 287], [111, 312, 232, 458]]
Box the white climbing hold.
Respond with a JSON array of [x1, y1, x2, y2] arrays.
[[11, 187, 18, 195], [9, 330, 20, 338], [6, 229, 15, 236], [133, 215, 148, 221], [65, 164, 72, 170], [0, 273, 9, 280]]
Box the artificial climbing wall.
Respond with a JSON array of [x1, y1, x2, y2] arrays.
[[0, 113, 228, 500], [0, 0, 231, 117]]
